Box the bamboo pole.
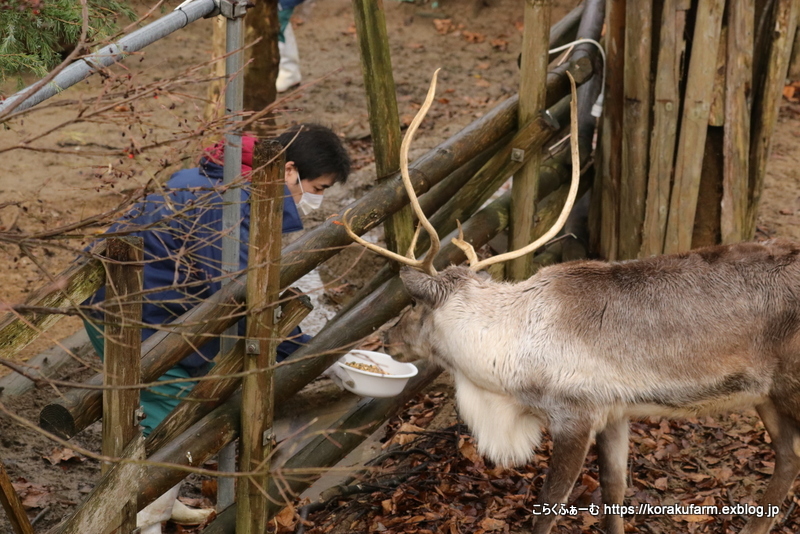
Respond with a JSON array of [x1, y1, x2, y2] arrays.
[[618, 0, 653, 259], [0, 459, 34, 534], [144, 288, 311, 454], [508, 0, 552, 280], [100, 237, 142, 533], [0, 244, 104, 364], [352, 0, 413, 256], [597, 0, 625, 260], [236, 140, 284, 534], [663, 0, 726, 254], [640, 0, 688, 257], [722, 0, 755, 244], [746, 0, 800, 239]]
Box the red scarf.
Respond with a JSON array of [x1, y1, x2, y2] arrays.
[[202, 135, 257, 178]]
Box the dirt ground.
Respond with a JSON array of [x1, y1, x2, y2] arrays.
[[1, 0, 800, 532]]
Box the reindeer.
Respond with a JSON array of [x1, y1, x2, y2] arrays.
[[341, 70, 800, 534]]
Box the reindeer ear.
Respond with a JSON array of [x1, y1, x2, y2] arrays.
[[400, 267, 450, 308]]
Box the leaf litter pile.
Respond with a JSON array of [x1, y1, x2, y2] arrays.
[[270, 392, 800, 534]]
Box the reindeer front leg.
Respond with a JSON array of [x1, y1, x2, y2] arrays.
[[596, 416, 629, 534], [532, 419, 594, 534]]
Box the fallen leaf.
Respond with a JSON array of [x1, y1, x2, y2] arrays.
[[654, 477, 669, 490], [479, 517, 507, 531], [462, 31, 486, 44], [433, 19, 455, 35], [44, 447, 82, 465], [275, 505, 296, 528], [387, 422, 425, 446], [784, 85, 798, 102], [490, 38, 509, 51], [475, 78, 491, 88]]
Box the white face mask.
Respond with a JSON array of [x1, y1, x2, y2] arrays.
[[295, 176, 324, 215]]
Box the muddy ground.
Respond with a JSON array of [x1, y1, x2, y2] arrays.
[[1, 0, 800, 532]]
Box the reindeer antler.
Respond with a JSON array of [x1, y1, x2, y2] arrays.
[[340, 69, 442, 276], [452, 71, 582, 272]]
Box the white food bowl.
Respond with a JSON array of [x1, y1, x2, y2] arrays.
[[328, 350, 418, 398]]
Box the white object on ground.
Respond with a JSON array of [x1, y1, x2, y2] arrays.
[[277, 22, 302, 92], [328, 350, 418, 398], [137, 483, 180, 533], [171, 497, 214, 524]]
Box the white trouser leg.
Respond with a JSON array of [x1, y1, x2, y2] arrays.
[[277, 22, 302, 92], [136, 483, 180, 533]]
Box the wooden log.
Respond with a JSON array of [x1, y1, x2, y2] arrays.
[[0, 329, 94, 400], [663, 0, 726, 254], [144, 288, 311, 454], [50, 434, 145, 534], [721, 0, 755, 244], [0, 459, 34, 534], [352, 0, 413, 256], [597, 0, 626, 260], [508, 0, 551, 280], [0, 244, 104, 365], [100, 237, 142, 534], [708, 26, 728, 128], [38, 87, 525, 440], [790, 25, 800, 80], [746, 0, 800, 239], [202, 360, 442, 534], [236, 140, 285, 533], [640, 0, 688, 257], [618, 0, 653, 259]]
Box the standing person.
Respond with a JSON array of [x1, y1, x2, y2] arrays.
[[277, 0, 305, 92], [82, 124, 350, 532]]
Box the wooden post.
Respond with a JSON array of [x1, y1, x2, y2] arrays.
[[508, 0, 551, 280], [0, 459, 34, 534], [597, 0, 626, 261], [243, 0, 280, 124], [721, 0, 755, 244], [352, 0, 414, 256], [236, 140, 284, 534], [102, 236, 143, 534], [663, 0, 725, 254], [640, 0, 688, 257], [145, 288, 312, 454], [746, 0, 799, 238], [618, 0, 653, 259]]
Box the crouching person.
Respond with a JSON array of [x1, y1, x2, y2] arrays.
[[83, 124, 350, 533]]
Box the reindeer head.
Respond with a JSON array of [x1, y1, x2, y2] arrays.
[[341, 69, 582, 359]]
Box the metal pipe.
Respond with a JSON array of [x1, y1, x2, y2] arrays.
[[217, 0, 248, 512], [0, 0, 218, 116]]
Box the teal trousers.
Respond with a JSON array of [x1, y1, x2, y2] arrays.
[[84, 320, 197, 437]]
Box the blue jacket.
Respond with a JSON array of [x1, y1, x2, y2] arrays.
[[89, 157, 307, 371]]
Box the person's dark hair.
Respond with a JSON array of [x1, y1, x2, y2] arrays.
[[277, 123, 350, 184]]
